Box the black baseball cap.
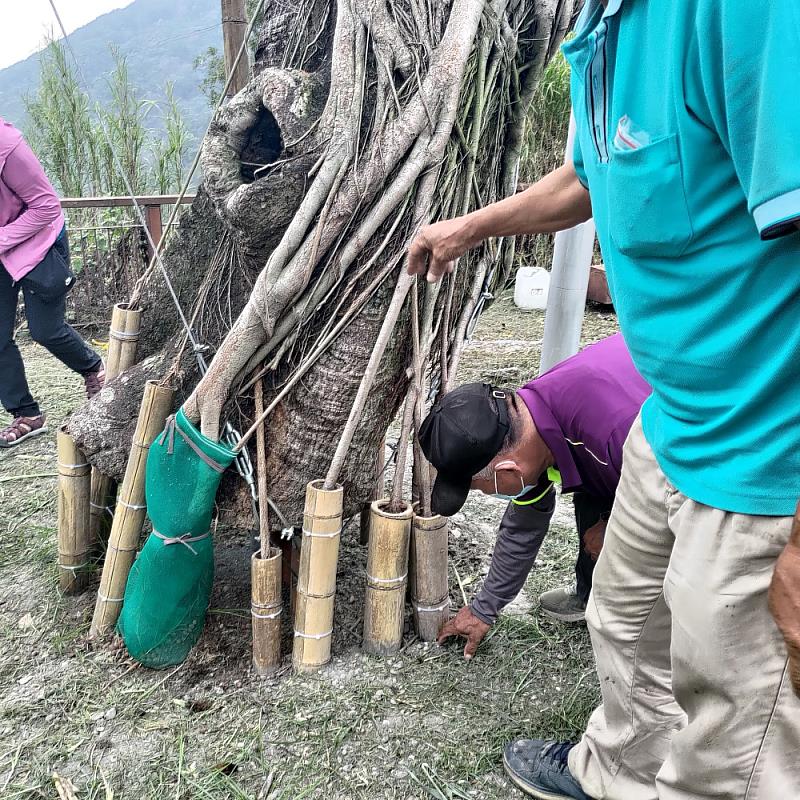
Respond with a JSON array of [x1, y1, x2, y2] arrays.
[[419, 383, 510, 516]]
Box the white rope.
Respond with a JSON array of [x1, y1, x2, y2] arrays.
[[109, 328, 141, 341], [302, 527, 341, 539], [293, 629, 333, 640], [366, 572, 408, 586], [117, 499, 146, 511], [251, 608, 282, 620]]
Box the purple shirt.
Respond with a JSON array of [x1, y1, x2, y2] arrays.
[[0, 119, 65, 282], [517, 333, 651, 498]]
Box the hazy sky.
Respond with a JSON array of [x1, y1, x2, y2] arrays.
[[0, 0, 135, 70]]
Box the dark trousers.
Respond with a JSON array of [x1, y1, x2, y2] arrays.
[[573, 491, 613, 604], [0, 235, 100, 418]]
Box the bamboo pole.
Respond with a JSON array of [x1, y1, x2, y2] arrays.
[[410, 510, 450, 641], [252, 378, 282, 675], [106, 302, 142, 378], [251, 549, 282, 675], [90, 380, 174, 638], [292, 479, 343, 673], [90, 303, 143, 545], [57, 428, 92, 594], [363, 500, 412, 656]]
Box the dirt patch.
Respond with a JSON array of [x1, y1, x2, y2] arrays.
[[0, 297, 617, 799]]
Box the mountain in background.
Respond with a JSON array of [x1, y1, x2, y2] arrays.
[[0, 0, 222, 143]]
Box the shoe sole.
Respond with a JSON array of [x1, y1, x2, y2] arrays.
[[502, 752, 579, 800], [0, 425, 48, 448], [539, 608, 586, 623]]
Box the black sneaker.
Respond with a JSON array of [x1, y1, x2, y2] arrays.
[[503, 739, 594, 800]]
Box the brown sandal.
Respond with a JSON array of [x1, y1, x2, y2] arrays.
[[0, 415, 47, 448]]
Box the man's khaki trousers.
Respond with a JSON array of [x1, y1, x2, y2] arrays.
[[569, 416, 800, 799]]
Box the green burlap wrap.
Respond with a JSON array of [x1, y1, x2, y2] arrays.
[[118, 408, 236, 668]]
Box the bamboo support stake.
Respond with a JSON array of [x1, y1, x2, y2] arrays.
[[57, 428, 92, 594], [106, 302, 143, 378], [410, 510, 450, 641], [363, 500, 412, 655], [292, 480, 343, 673], [90, 303, 143, 545], [90, 380, 174, 638], [251, 549, 282, 676], [251, 378, 282, 675]]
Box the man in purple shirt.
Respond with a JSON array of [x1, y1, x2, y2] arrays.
[[420, 334, 651, 658], [0, 118, 104, 447]]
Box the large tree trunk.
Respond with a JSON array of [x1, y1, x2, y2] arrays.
[[68, 0, 577, 526]]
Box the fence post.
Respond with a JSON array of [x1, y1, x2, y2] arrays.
[[143, 204, 163, 262], [221, 0, 250, 97]]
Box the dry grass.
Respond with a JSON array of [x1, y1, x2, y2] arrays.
[[0, 298, 617, 799]]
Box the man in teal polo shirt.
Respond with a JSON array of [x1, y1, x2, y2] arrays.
[[407, 0, 800, 797]]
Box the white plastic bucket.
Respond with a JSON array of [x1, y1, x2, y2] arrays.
[[514, 266, 550, 311]]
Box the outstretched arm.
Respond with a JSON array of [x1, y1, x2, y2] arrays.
[[407, 162, 591, 283]]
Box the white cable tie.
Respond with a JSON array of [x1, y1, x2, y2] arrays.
[[117, 499, 146, 510], [58, 462, 89, 470], [109, 328, 140, 341], [366, 571, 408, 586], [97, 592, 124, 603], [293, 629, 333, 640], [252, 601, 281, 611], [251, 608, 282, 620], [57, 561, 89, 573], [414, 599, 450, 612], [302, 527, 341, 539], [90, 502, 113, 511]]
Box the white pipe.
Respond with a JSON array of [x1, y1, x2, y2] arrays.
[[539, 113, 596, 375]]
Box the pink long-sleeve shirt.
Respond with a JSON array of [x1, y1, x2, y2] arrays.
[[0, 119, 65, 281]]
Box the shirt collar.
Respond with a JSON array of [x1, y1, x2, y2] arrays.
[[600, 0, 624, 17]]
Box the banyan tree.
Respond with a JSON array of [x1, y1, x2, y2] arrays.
[[68, 0, 579, 525]]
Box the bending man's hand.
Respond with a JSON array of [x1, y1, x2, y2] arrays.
[[769, 503, 800, 698], [437, 605, 491, 660], [583, 519, 607, 561]]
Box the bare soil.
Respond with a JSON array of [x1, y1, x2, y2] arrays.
[[0, 294, 617, 799]]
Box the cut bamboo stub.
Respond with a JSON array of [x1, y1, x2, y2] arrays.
[[410, 510, 450, 641], [57, 428, 92, 594], [363, 500, 413, 656], [252, 549, 282, 676], [90, 303, 142, 546], [106, 302, 142, 378], [90, 380, 174, 638], [292, 480, 343, 673]]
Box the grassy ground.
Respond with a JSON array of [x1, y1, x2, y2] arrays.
[[0, 295, 618, 800]]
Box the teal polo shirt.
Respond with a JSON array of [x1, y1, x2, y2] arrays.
[[563, 0, 800, 516]]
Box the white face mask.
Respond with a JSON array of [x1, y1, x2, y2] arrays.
[[492, 461, 536, 501]]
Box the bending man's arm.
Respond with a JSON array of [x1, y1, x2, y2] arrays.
[[408, 163, 591, 282], [471, 487, 556, 624]]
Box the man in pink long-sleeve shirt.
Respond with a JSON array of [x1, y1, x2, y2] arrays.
[[0, 118, 104, 447]]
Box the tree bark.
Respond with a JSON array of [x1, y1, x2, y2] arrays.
[[68, 0, 578, 526]]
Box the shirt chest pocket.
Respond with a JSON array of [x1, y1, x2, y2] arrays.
[[606, 133, 693, 258]]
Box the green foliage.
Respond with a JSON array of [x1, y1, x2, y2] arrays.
[[24, 39, 192, 198], [521, 49, 571, 187], [152, 83, 192, 194], [193, 46, 226, 109], [518, 50, 573, 268]]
